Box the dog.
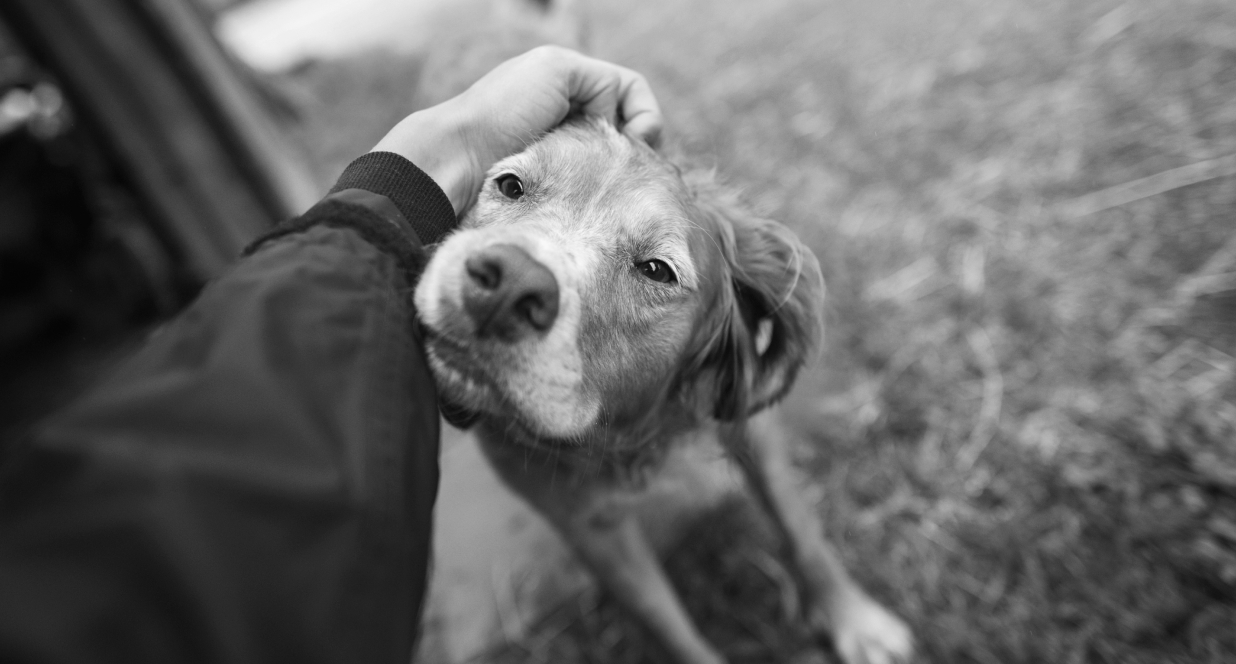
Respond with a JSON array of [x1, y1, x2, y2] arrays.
[[413, 113, 914, 664]]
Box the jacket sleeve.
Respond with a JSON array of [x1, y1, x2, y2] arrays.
[[0, 152, 456, 664]]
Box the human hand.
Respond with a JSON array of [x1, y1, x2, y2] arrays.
[[372, 46, 663, 215]]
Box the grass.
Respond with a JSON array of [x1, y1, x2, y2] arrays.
[[272, 0, 1236, 661]]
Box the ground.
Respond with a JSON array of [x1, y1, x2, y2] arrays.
[[271, 0, 1236, 661]]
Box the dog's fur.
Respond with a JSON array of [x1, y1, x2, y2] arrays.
[[414, 114, 914, 663]]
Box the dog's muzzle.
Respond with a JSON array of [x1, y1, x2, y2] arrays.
[[462, 243, 560, 342]]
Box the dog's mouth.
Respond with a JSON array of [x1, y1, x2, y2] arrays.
[[422, 328, 579, 446], [422, 329, 499, 401]]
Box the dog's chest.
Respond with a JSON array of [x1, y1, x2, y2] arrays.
[[574, 428, 745, 548]]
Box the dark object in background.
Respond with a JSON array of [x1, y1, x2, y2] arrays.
[[1, 0, 318, 279], [0, 0, 318, 437], [0, 38, 176, 439], [0, 72, 158, 350]]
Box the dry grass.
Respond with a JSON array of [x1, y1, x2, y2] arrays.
[[275, 0, 1236, 661]]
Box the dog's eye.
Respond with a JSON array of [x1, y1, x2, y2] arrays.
[[495, 173, 524, 199], [636, 259, 677, 284]]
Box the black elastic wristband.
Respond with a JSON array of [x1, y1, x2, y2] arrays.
[[330, 152, 456, 245]]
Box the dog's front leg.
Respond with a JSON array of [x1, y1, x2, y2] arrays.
[[720, 408, 914, 664], [559, 508, 727, 664], [478, 439, 726, 664]]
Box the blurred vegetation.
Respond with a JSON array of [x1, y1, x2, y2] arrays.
[[271, 0, 1236, 661]]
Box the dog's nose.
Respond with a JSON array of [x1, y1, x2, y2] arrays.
[[462, 243, 559, 340]]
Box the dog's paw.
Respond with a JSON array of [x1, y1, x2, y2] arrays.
[[814, 594, 914, 664]]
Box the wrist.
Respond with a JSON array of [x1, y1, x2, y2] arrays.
[[371, 101, 480, 215]]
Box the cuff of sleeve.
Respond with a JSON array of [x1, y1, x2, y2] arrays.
[[330, 151, 457, 245]]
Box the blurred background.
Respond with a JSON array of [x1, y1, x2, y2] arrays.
[[2, 0, 1235, 662]]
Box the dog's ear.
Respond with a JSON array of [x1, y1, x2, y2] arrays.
[[681, 170, 825, 421]]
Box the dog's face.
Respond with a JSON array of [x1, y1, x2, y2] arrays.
[[415, 118, 823, 446]]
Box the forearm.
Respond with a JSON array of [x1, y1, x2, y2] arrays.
[[0, 155, 455, 664]]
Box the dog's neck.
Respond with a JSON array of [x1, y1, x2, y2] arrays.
[[472, 401, 706, 485]]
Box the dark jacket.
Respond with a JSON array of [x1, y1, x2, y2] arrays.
[[0, 152, 456, 664]]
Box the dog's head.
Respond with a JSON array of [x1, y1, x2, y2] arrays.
[[414, 118, 823, 447]]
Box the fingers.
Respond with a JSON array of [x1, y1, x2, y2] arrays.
[[559, 49, 664, 148], [617, 70, 663, 148]]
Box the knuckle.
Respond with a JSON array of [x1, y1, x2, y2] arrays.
[[527, 44, 569, 62]]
